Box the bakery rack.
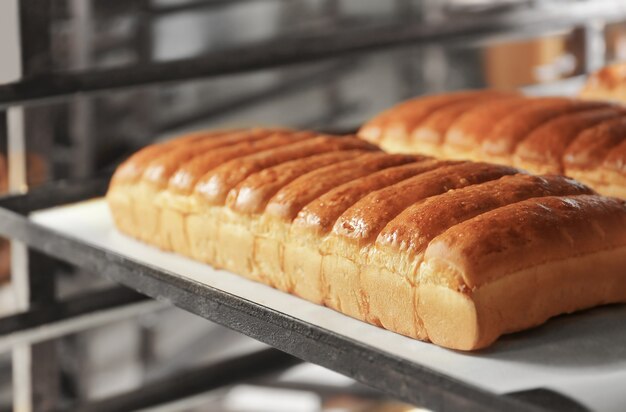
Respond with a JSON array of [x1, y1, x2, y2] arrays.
[[1, 0, 626, 411], [0, 177, 588, 412]]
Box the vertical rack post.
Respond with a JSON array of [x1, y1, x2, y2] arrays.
[[1, 0, 30, 410], [69, 0, 95, 179], [10, 1, 59, 410], [7, 103, 31, 411], [583, 19, 607, 73], [395, 0, 420, 99]]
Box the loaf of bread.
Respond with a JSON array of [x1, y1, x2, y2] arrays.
[[580, 62, 626, 104], [107, 128, 626, 350], [359, 91, 626, 199]]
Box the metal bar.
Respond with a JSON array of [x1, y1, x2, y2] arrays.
[[72, 348, 299, 412], [0, 184, 544, 412], [12, 0, 56, 410], [521, 74, 587, 97], [583, 20, 607, 73], [92, 0, 283, 18], [299, 102, 360, 131], [0, 298, 165, 353], [0, 174, 110, 215], [156, 60, 357, 134], [7, 108, 27, 194], [148, 0, 285, 15], [0, 286, 147, 337], [17, 0, 53, 77], [0, 1, 625, 108], [507, 389, 590, 412], [245, 381, 384, 400], [68, 0, 95, 179], [132, 381, 385, 412]]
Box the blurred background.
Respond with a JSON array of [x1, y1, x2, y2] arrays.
[[0, 0, 625, 411]]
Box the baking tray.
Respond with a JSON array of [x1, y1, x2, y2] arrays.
[[0, 179, 624, 412]]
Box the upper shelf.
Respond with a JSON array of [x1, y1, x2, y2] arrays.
[[1, 0, 624, 109]]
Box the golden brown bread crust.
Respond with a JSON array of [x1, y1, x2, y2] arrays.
[[143, 133, 273, 189], [112, 129, 234, 185], [195, 135, 379, 205], [168, 130, 314, 195], [411, 94, 520, 152], [265, 152, 416, 221], [359, 90, 518, 144], [603, 140, 626, 174], [594, 141, 626, 198], [108, 128, 626, 351], [358, 91, 626, 198], [580, 62, 626, 103], [444, 97, 527, 155], [293, 158, 436, 236], [425, 195, 626, 288], [419, 195, 626, 349], [333, 162, 519, 246], [376, 174, 593, 259], [412, 101, 478, 147], [226, 150, 367, 215], [513, 107, 624, 174], [564, 117, 626, 171], [481, 100, 607, 158]]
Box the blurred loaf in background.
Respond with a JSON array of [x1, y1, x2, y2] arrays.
[[359, 90, 626, 199]]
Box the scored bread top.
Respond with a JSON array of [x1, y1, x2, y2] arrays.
[[168, 130, 315, 194], [376, 174, 592, 259], [425, 195, 626, 288], [331, 162, 519, 246], [413, 100, 481, 146], [481, 100, 607, 157], [110, 127, 626, 293], [112, 129, 237, 184], [226, 150, 367, 214], [563, 117, 626, 170], [412, 93, 520, 146], [359, 90, 518, 143], [264, 152, 416, 221], [580, 62, 626, 102], [293, 159, 439, 235], [358, 91, 626, 194], [444, 96, 528, 151], [603, 140, 626, 175], [194, 134, 378, 205], [513, 107, 624, 173]]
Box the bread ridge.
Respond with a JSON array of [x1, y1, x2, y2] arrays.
[[358, 91, 626, 198], [107, 129, 626, 350], [580, 62, 626, 104]]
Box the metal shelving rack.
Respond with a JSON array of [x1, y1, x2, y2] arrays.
[[0, 179, 582, 412], [1, 0, 625, 410]]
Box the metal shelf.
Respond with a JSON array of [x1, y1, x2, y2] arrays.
[[71, 348, 300, 412], [2, 0, 625, 109], [0, 177, 592, 412]]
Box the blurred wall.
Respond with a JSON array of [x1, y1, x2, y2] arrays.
[[0, 0, 21, 84]]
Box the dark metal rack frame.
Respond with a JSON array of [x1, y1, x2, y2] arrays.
[[0, 178, 590, 412], [2, 0, 623, 410], [2, 1, 626, 109], [73, 348, 301, 412]]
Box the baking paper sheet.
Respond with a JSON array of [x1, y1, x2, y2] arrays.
[[31, 199, 626, 411]]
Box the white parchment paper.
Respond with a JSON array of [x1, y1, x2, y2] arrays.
[[31, 199, 626, 411]]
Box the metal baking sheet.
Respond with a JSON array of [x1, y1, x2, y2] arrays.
[[31, 199, 626, 412]]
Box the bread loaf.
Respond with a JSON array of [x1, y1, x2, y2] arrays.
[[580, 62, 626, 104], [359, 91, 626, 198], [107, 128, 626, 350]]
